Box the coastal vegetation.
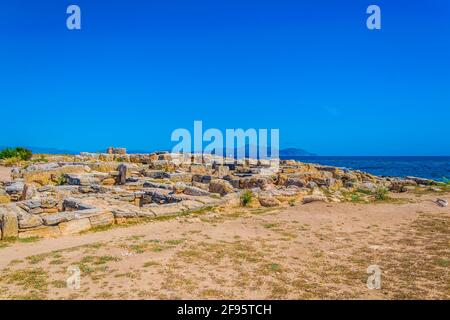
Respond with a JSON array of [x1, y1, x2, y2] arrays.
[[240, 190, 254, 207], [0, 147, 33, 166], [0, 147, 33, 161]]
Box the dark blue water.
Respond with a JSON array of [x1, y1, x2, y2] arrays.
[[281, 156, 450, 181]]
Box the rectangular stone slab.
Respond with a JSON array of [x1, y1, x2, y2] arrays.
[[89, 212, 114, 227], [1, 210, 19, 239], [59, 218, 91, 235], [19, 226, 61, 239]]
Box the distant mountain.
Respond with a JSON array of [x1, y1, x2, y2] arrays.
[[0, 146, 77, 155], [219, 145, 316, 158], [279, 148, 316, 157], [1, 145, 316, 157]]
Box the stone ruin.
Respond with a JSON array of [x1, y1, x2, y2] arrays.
[[0, 149, 439, 240]]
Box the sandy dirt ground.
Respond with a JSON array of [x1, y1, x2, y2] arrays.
[[0, 166, 11, 182], [0, 192, 448, 300]]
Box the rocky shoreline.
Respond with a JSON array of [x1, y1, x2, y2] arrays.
[[0, 149, 445, 240]]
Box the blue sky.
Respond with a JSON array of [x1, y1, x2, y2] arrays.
[[0, 0, 449, 155]]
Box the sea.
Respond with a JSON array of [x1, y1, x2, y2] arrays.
[[280, 156, 450, 181]]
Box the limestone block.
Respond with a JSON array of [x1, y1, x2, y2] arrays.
[[19, 226, 61, 239], [89, 212, 114, 227], [1, 208, 18, 239], [59, 218, 91, 235]]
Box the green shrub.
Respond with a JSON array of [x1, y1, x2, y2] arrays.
[[0, 147, 33, 161], [240, 190, 254, 207], [55, 174, 67, 186], [31, 155, 49, 163], [374, 187, 389, 201], [351, 193, 361, 202]]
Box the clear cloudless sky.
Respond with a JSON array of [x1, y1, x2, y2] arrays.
[[0, 0, 449, 155]]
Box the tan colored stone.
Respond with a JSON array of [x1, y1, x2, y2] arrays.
[[88, 162, 118, 173], [302, 195, 328, 204], [258, 196, 281, 207], [23, 165, 89, 186], [0, 195, 10, 204], [89, 212, 114, 228], [150, 203, 186, 217], [1, 211, 18, 239], [19, 226, 60, 239], [115, 217, 140, 224], [59, 218, 91, 235], [101, 178, 116, 186], [209, 179, 234, 196], [189, 164, 208, 174], [216, 165, 230, 178]]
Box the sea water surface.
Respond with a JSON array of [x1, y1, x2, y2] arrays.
[[281, 156, 450, 181]]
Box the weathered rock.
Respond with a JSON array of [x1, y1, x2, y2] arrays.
[[167, 172, 192, 183], [79, 185, 106, 194], [65, 174, 100, 186], [223, 175, 240, 188], [63, 198, 94, 211], [182, 185, 211, 197], [101, 178, 116, 186], [24, 163, 60, 172], [5, 181, 24, 195], [302, 195, 328, 204], [239, 177, 271, 190], [18, 213, 43, 229], [258, 195, 281, 207], [357, 182, 377, 193], [89, 212, 114, 227], [29, 207, 44, 215], [42, 212, 74, 226], [17, 199, 42, 211], [192, 181, 210, 191], [0, 207, 19, 239], [71, 208, 101, 219], [112, 208, 138, 218], [180, 200, 206, 210], [209, 179, 234, 196], [43, 208, 59, 214], [20, 184, 36, 201], [23, 165, 90, 185], [0, 194, 10, 204], [306, 181, 318, 189], [149, 160, 173, 171], [150, 203, 186, 217], [59, 218, 91, 235], [405, 176, 436, 186], [142, 190, 181, 205], [189, 164, 208, 174], [192, 174, 212, 184], [284, 178, 306, 188], [41, 198, 58, 209], [388, 179, 417, 192], [19, 226, 61, 239], [143, 181, 173, 190], [107, 147, 126, 155], [117, 164, 127, 185], [142, 170, 170, 179]]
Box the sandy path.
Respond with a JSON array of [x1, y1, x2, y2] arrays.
[[0, 197, 418, 268], [0, 192, 448, 299], [0, 193, 447, 269]]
